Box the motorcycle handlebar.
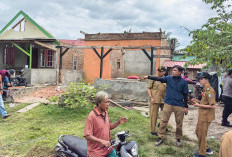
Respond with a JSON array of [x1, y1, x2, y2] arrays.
[[100, 140, 116, 149]]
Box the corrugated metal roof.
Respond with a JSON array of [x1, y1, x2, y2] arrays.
[[162, 60, 206, 69], [172, 55, 196, 61]]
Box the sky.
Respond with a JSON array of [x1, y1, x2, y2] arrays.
[[0, 0, 217, 49]]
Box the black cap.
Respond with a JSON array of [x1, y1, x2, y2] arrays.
[[199, 72, 211, 80], [157, 66, 166, 72]]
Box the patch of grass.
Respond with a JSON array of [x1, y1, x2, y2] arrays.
[[0, 103, 221, 157]]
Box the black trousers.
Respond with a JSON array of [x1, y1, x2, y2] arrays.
[[222, 95, 232, 123]]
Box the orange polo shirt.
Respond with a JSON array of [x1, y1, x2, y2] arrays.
[[84, 107, 113, 157]]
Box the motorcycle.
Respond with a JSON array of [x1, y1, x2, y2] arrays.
[[11, 69, 27, 87], [54, 130, 139, 157], [2, 69, 27, 101]]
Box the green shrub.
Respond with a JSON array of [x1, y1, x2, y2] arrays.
[[49, 81, 106, 109]]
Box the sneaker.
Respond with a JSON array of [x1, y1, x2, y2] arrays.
[[206, 148, 213, 155], [3, 115, 10, 119], [193, 152, 207, 157], [151, 132, 158, 136], [176, 139, 182, 147], [155, 138, 163, 146], [221, 122, 232, 127]]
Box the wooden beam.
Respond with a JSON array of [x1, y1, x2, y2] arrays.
[[153, 55, 172, 58], [12, 42, 30, 56], [34, 41, 57, 51], [12, 18, 25, 29], [30, 43, 32, 69], [56, 45, 171, 50]]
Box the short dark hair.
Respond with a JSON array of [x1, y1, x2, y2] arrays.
[[184, 72, 189, 75], [173, 65, 183, 72]]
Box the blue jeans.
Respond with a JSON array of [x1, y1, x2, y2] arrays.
[[0, 94, 7, 118], [2, 76, 11, 89]]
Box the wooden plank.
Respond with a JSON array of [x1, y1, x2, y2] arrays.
[[109, 99, 128, 110], [8, 86, 25, 90], [34, 41, 57, 51], [56, 45, 171, 50], [12, 17, 25, 29], [153, 55, 172, 58]]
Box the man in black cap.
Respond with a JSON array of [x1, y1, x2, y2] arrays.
[[147, 66, 167, 136], [191, 72, 216, 157], [221, 69, 232, 127]]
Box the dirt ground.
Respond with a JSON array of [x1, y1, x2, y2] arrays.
[[13, 86, 64, 104], [134, 103, 232, 142]]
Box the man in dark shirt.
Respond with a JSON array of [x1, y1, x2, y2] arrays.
[[144, 65, 188, 147]]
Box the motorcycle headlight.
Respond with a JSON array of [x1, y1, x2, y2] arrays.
[[131, 143, 138, 156]]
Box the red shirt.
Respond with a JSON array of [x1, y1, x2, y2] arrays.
[[0, 70, 8, 78], [182, 76, 190, 82], [84, 107, 113, 157]]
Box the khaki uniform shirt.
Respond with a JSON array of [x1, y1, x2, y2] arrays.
[[148, 80, 166, 104], [219, 130, 232, 157], [198, 85, 216, 122]]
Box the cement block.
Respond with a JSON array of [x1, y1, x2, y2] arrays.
[[94, 78, 149, 102]]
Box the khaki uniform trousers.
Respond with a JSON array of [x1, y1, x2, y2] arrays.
[[150, 103, 164, 133], [195, 121, 210, 155], [158, 103, 184, 139]]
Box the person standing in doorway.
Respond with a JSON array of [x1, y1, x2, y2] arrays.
[[0, 75, 10, 119], [221, 69, 232, 127], [147, 66, 167, 136], [192, 72, 216, 157], [143, 65, 188, 147]]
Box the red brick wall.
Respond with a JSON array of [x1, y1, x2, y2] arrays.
[[60, 43, 84, 71], [110, 50, 125, 78]]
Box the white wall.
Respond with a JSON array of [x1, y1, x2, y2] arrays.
[[30, 69, 57, 85]]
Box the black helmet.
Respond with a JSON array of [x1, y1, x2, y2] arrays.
[[7, 69, 15, 76]]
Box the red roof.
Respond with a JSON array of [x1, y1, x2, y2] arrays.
[[162, 61, 206, 69], [58, 38, 84, 46]]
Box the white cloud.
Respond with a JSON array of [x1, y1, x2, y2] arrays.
[[0, 0, 218, 48]]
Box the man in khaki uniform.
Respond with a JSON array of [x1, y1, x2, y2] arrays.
[[219, 130, 232, 157], [147, 66, 166, 136], [192, 72, 216, 157]]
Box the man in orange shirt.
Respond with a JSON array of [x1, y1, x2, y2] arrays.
[[84, 91, 128, 157]]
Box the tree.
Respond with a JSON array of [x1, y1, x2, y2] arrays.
[[163, 31, 180, 50], [184, 0, 232, 71]]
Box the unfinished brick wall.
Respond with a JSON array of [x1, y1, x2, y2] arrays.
[[60, 43, 84, 71], [110, 50, 125, 78], [84, 39, 161, 84]]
